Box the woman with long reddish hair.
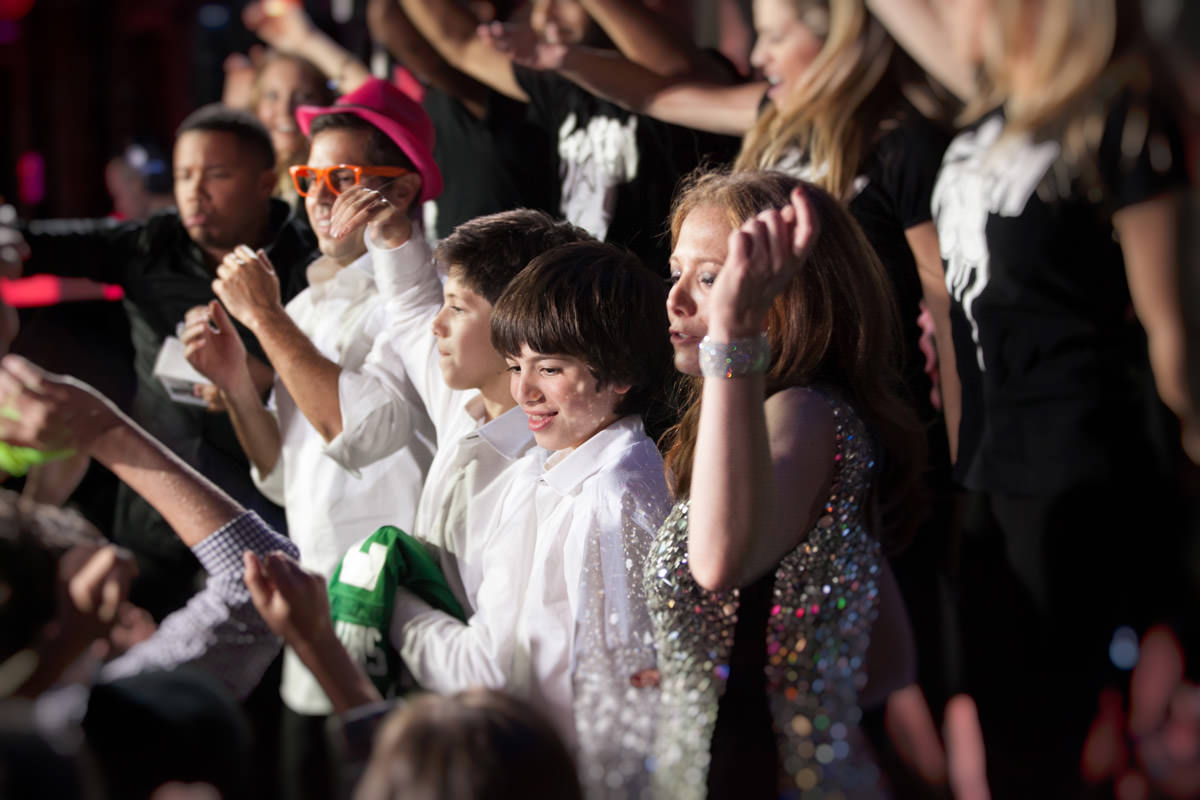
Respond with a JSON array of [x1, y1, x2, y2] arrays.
[[647, 168, 924, 798]]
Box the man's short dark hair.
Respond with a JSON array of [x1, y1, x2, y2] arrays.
[[435, 210, 593, 305], [308, 113, 415, 172], [490, 241, 672, 417], [176, 104, 275, 170]]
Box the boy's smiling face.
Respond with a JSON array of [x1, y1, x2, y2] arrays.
[[506, 345, 629, 452]]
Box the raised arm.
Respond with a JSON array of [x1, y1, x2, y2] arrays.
[[686, 190, 832, 590], [19, 217, 144, 284], [580, 0, 729, 81], [243, 0, 371, 92], [366, 0, 491, 118], [181, 300, 284, 483], [864, 0, 976, 101], [478, 28, 761, 136], [0, 355, 297, 697], [213, 245, 348, 442], [398, 0, 529, 102]]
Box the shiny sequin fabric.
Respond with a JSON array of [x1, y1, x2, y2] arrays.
[[645, 390, 884, 799]]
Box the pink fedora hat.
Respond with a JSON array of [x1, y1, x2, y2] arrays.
[[296, 77, 443, 203]]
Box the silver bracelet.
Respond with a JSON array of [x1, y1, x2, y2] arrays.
[[698, 333, 770, 379]]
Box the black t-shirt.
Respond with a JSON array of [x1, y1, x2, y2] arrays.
[[423, 85, 558, 240], [850, 111, 951, 433], [513, 66, 739, 272], [769, 103, 951, 464], [932, 94, 1188, 492]]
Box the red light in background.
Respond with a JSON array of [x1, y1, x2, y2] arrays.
[[16, 151, 43, 207], [0, 0, 34, 21]]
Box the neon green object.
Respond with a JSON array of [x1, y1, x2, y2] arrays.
[[0, 442, 75, 477]]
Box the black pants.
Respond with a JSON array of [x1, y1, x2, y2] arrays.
[[281, 706, 336, 800], [952, 480, 1187, 797]]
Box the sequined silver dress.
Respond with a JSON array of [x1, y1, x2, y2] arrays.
[[645, 390, 885, 799]]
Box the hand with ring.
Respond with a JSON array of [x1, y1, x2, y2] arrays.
[[329, 183, 414, 249], [212, 245, 285, 333]]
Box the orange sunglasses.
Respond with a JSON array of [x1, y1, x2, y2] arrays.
[[288, 164, 410, 197]]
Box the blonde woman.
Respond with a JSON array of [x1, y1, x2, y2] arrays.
[[870, 0, 1195, 793]]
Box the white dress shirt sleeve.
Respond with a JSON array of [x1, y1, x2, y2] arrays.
[[322, 234, 443, 471], [388, 473, 538, 694], [388, 538, 526, 693]]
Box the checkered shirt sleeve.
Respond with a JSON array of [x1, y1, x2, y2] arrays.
[[99, 511, 298, 699]]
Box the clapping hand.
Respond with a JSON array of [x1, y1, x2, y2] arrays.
[[213, 245, 284, 332], [181, 301, 250, 399]]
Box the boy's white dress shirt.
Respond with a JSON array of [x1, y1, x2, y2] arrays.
[[390, 415, 670, 799], [250, 248, 436, 715]]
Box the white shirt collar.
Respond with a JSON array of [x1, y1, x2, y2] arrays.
[[539, 415, 646, 495], [474, 404, 535, 460]]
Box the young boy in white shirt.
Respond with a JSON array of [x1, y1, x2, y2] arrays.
[[316, 210, 596, 685], [249, 241, 674, 799], [391, 241, 675, 797]]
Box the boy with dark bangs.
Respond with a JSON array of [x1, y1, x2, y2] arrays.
[[414, 240, 673, 797], [251, 241, 674, 800]]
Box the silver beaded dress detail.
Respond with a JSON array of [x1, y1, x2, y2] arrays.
[[645, 389, 884, 799]]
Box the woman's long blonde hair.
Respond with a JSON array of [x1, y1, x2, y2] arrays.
[[734, 0, 943, 200], [662, 169, 927, 552], [974, 0, 1172, 181]]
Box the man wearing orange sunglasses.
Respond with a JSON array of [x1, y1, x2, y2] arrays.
[[179, 77, 445, 797]]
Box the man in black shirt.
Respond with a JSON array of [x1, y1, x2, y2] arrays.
[[6, 105, 317, 619]]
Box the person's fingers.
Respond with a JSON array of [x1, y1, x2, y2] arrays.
[[96, 563, 127, 624], [1130, 625, 1186, 736], [257, 248, 276, 274], [208, 300, 236, 334], [242, 2, 267, 31], [223, 52, 253, 72], [741, 217, 771, 278], [726, 227, 754, 276], [263, 550, 303, 599], [184, 305, 212, 326], [333, 206, 379, 238], [69, 546, 120, 615], [1, 353, 48, 394], [242, 551, 275, 610], [790, 186, 817, 256], [757, 209, 792, 277], [884, 685, 948, 786], [1114, 771, 1150, 800], [1082, 687, 1128, 782], [180, 318, 213, 345], [944, 694, 991, 800]]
